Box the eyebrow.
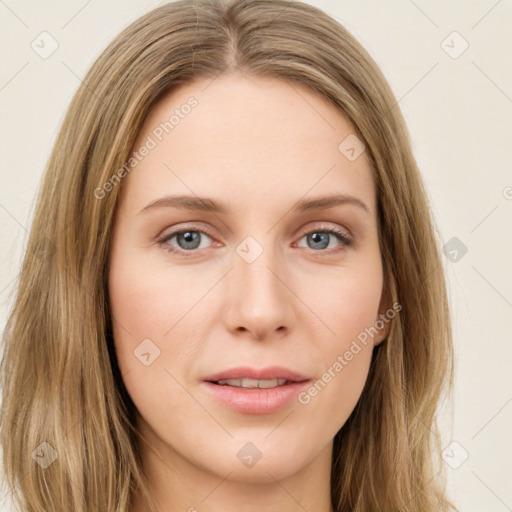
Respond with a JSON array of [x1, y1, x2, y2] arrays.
[[137, 193, 370, 216]]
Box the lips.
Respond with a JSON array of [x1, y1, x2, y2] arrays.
[[202, 366, 310, 384], [201, 366, 312, 414]]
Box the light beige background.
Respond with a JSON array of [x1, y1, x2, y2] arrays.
[[1, 1, 511, 510]]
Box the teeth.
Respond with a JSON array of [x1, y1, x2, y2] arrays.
[[217, 378, 288, 388]]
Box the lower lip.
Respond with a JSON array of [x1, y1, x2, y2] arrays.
[[202, 381, 310, 414]]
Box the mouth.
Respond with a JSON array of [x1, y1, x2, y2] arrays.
[[201, 366, 311, 414], [212, 378, 292, 389]]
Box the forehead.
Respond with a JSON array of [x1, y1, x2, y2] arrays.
[[118, 73, 376, 216]]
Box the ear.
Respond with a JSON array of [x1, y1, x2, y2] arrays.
[[373, 283, 392, 347]]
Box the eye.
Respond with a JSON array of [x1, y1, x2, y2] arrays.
[[157, 228, 214, 254], [296, 226, 352, 252]]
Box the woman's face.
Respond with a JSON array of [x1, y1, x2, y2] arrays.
[[108, 73, 389, 494]]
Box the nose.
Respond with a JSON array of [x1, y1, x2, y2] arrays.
[[222, 244, 295, 341]]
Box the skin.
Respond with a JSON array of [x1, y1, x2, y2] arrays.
[[108, 72, 390, 512]]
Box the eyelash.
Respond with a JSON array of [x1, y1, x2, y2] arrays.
[[156, 224, 353, 257]]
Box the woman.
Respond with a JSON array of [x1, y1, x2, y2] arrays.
[[0, 0, 456, 510]]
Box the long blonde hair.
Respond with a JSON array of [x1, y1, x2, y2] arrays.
[[1, 0, 455, 510]]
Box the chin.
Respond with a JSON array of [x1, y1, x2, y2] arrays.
[[202, 437, 318, 483]]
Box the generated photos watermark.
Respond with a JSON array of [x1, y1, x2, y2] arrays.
[[94, 96, 198, 199], [298, 301, 402, 405]]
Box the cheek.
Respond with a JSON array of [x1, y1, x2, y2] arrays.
[[294, 260, 383, 425], [108, 251, 165, 379], [108, 250, 202, 345], [302, 258, 384, 347], [107, 256, 197, 429], [107, 250, 210, 396]]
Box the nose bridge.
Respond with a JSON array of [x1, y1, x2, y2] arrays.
[[223, 234, 294, 338]]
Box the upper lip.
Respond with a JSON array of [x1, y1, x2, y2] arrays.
[[202, 366, 311, 383]]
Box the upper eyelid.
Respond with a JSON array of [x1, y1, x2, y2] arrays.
[[159, 222, 351, 239]]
